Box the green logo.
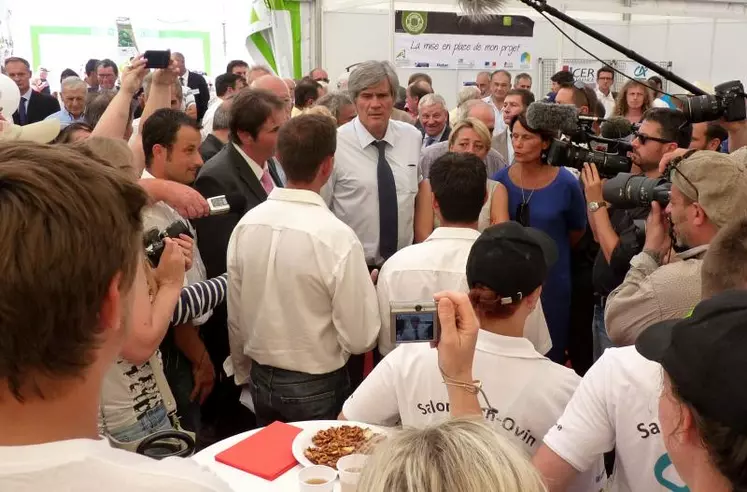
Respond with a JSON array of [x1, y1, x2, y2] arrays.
[[402, 11, 427, 35]]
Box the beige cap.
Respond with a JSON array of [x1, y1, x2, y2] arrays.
[[672, 150, 747, 229], [0, 119, 60, 143]]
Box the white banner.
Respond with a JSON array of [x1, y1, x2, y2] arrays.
[[394, 33, 534, 71]]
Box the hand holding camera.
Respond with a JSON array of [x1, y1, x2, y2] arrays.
[[433, 292, 479, 382], [172, 234, 194, 271], [581, 163, 605, 204], [154, 238, 186, 288], [643, 202, 673, 264], [120, 55, 149, 96]]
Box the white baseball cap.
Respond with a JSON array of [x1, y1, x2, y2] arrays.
[[0, 119, 60, 143]]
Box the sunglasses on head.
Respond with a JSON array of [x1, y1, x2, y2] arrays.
[[665, 149, 699, 199], [633, 131, 675, 145]]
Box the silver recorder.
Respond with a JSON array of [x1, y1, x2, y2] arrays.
[[390, 301, 440, 344]]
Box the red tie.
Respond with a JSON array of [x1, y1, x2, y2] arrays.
[[260, 169, 274, 194]]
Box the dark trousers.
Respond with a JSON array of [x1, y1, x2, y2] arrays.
[[249, 362, 351, 427], [161, 342, 201, 433]]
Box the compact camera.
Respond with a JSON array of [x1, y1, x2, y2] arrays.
[[390, 302, 440, 344], [143, 220, 193, 268]]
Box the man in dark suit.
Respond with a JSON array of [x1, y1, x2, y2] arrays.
[[415, 93, 450, 148], [5, 57, 60, 125], [193, 88, 288, 440], [173, 52, 210, 122], [199, 101, 230, 162]]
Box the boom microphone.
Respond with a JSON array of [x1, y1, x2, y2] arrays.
[[601, 116, 635, 139], [526, 102, 580, 134]]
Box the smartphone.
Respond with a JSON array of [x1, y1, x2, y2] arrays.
[[390, 302, 440, 344], [206, 195, 230, 215], [143, 49, 171, 69]]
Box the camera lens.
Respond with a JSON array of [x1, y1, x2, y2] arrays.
[[683, 95, 723, 124], [603, 173, 671, 209]]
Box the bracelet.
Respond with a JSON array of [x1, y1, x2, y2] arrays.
[[440, 368, 497, 414]]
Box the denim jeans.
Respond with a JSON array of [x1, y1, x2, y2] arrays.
[[109, 403, 173, 443], [592, 303, 614, 362], [249, 362, 351, 427]]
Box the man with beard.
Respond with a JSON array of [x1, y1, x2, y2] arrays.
[[581, 108, 691, 359], [603, 149, 747, 347]]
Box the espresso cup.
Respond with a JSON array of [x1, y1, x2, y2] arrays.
[[298, 465, 337, 492], [337, 454, 369, 492]]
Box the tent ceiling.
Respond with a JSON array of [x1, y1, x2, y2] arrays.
[[323, 0, 747, 19]]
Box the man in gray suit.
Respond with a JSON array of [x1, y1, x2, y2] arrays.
[[493, 88, 535, 166], [419, 99, 507, 179]]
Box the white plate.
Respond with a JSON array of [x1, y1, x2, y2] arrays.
[[291, 420, 388, 468]]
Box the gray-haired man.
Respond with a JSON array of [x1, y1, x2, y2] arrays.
[[44, 76, 86, 127], [416, 93, 450, 148]]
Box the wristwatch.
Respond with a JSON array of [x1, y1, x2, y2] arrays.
[[588, 201, 608, 212]]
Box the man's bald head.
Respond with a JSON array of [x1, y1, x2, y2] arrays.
[[252, 75, 292, 116], [461, 100, 495, 134]]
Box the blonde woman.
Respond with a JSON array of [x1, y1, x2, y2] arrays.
[[359, 419, 547, 492], [613, 79, 653, 125], [415, 117, 509, 242]]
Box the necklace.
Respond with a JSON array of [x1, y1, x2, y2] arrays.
[[519, 164, 536, 206]]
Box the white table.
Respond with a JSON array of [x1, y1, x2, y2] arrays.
[[193, 420, 344, 492]]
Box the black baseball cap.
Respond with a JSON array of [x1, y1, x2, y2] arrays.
[[466, 221, 558, 305], [636, 289, 747, 432]]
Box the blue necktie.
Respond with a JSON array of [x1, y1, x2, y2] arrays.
[[18, 96, 27, 125], [374, 140, 398, 261], [425, 136, 436, 147]]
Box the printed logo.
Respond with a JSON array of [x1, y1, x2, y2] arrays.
[[402, 11, 427, 35], [415, 62, 430, 68], [521, 52, 531, 64], [634, 65, 649, 78], [436, 63, 449, 68], [654, 453, 690, 491], [395, 49, 406, 60], [503, 62, 514, 69]]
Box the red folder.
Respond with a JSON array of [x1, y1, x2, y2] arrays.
[[215, 421, 303, 480]]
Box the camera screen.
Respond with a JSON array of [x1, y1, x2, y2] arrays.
[[394, 312, 436, 343]]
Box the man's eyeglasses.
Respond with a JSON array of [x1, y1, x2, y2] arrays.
[[665, 150, 699, 199], [633, 131, 675, 146]]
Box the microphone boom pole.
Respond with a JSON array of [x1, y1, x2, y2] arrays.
[[517, 0, 707, 96]]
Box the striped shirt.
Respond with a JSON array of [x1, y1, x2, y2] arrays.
[[170, 274, 228, 327]]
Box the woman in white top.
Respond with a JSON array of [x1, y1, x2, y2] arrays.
[[419, 118, 509, 235]]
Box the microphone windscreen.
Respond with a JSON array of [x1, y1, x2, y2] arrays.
[[526, 102, 579, 134], [225, 193, 248, 212], [457, 0, 509, 16], [601, 116, 635, 139]]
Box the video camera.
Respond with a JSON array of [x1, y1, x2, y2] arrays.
[[143, 220, 193, 268], [683, 80, 746, 124], [527, 103, 634, 177]]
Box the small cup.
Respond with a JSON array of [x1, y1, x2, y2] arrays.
[[337, 454, 369, 492], [298, 465, 337, 492]]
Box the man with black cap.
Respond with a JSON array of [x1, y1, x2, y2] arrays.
[[340, 221, 605, 491], [636, 293, 747, 492], [605, 149, 747, 346]]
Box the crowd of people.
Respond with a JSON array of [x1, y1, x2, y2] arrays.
[[1, 49, 747, 492]]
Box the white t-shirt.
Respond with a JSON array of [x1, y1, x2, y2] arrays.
[[376, 227, 551, 356], [343, 331, 605, 491], [542, 346, 687, 492], [0, 437, 231, 491]]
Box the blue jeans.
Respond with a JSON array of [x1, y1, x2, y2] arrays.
[[249, 362, 351, 427], [109, 403, 173, 443], [592, 303, 614, 362]]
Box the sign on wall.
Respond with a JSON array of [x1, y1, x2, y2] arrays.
[[560, 59, 611, 85], [394, 11, 535, 71]]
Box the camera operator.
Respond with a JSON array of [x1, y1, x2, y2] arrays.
[[582, 108, 690, 359], [604, 150, 747, 346]]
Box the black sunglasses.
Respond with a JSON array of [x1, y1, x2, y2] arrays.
[[633, 131, 675, 145]]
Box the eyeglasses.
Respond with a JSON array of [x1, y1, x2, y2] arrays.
[[665, 149, 699, 199], [633, 131, 675, 145]]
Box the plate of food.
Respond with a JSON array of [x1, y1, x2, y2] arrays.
[[292, 420, 388, 469]]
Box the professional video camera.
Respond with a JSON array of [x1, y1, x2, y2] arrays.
[[683, 80, 747, 124], [527, 103, 633, 177], [603, 173, 671, 209], [144, 220, 193, 267]]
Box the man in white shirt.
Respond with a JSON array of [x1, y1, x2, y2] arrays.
[[228, 114, 380, 426], [595, 66, 616, 119], [0, 143, 229, 491], [376, 152, 551, 356], [200, 72, 246, 142], [141, 109, 215, 431], [483, 69, 511, 135], [323, 60, 428, 269], [342, 219, 605, 491]]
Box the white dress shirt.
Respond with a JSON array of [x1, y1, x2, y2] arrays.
[[376, 227, 552, 355], [421, 124, 447, 149], [200, 98, 223, 141], [596, 88, 616, 119], [227, 187, 381, 382], [233, 142, 265, 179], [482, 95, 507, 135], [323, 117, 423, 266], [506, 131, 515, 164]]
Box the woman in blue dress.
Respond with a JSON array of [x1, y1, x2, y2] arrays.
[[493, 113, 587, 363]]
